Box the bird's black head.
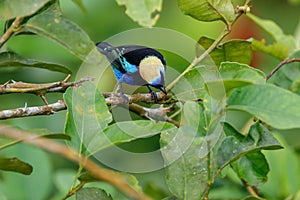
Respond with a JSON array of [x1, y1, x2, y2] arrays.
[[96, 42, 114, 54]]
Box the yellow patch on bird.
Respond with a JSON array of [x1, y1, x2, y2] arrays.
[[139, 56, 164, 83]]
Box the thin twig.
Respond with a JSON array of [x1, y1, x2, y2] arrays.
[[242, 179, 261, 198], [0, 100, 66, 120], [103, 92, 174, 105], [266, 58, 300, 80], [0, 17, 24, 48], [128, 103, 180, 127], [0, 75, 93, 95], [0, 125, 152, 200], [166, 28, 230, 91], [62, 182, 85, 200]]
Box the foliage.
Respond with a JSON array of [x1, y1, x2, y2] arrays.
[[1, 0, 300, 200]]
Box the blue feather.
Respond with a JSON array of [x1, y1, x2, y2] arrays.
[[96, 42, 167, 102]]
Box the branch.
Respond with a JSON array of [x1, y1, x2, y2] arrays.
[[103, 92, 174, 104], [103, 93, 180, 127], [0, 75, 93, 95], [0, 125, 152, 200], [0, 17, 24, 48], [166, 28, 230, 91], [242, 179, 261, 198], [266, 58, 300, 80], [128, 103, 180, 127], [0, 100, 66, 120]]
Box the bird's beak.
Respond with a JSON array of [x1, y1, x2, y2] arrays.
[[160, 86, 167, 94]]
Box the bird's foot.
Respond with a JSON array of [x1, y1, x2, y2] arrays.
[[150, 90, 158, 103]]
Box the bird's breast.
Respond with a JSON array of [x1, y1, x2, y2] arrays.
[[138, 56, 165, 85]]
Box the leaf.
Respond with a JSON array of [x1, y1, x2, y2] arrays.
[[197, 37, 253, 66], [64, 82, 112, 153], [43, 133, 71, 141], [181, 101, 207, 136], [160, 127, 208, 199], [172, 65, 224, 100], [71, 0, 87, 13], [218, 62, 265, 92], [76, 187, 112, 200], [270, 50, 300, 94], [172, 66, 206, 101], [0, 51, 71, 74], [247, 13, 296, 59], [0, 0, 51, 20], [247, 14, 295, 48], [22, 5, 95, 60], [53, 169, 78, 193], [217, 122, 282, 170], [227, 84, 300, 129], [0, 144, 52, 199], [87, 120, 176, 155], [231, 152, 269, 185], [259, 134, 300, 199], [251, 39, 291, 60], [177, 0, 236, 26], [0, 157, 33, 175], [116, 0, 162, 27]]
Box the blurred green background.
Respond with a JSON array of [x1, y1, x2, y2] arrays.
[[1, 0, 300, 199]]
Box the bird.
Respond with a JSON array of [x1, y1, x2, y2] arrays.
[[96, 42, 167, 102]]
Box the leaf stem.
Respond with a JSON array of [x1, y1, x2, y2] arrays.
[[0, 17, 24, 48], [62, 181, 85, 200], [266, 58, 300, 80], [242, 179, 261, 198], [203, 141, 212, 199]]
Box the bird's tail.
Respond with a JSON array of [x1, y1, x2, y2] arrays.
[[96, 42, 114, 54]]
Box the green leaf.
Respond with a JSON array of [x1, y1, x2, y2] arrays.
[[218, 62, 265, 92], [64, 82, 112, 153], [231, 151, 269, 185], [259, 134, 300, 199], [116, 0, 162, 27], [172, 65, 225, 100], [248, 14, 295, 48], [22, 5, 95, 60], [42, 133, 71, 141], [218, 122, 282, 170], [172, 66, 206, 101], [181, 101, 207, 136], [227, 84, 300, 129], [87, 120, 176, 155], [270, 50, 300, 94], [0, 51, 71, 74], [78, 172, 142, 198], [160, 127, 208, 199], [0, 0, 51, 20], [247, 13, 296, 59], [177, 0, 236, 26], [71, 0, 87, 13], [76, 187, 112, 200], [0, 145, 52, 199], [53, 169, 78, 193], [197, 37, 253, 66], [251, 39, 290, 60], [0, 157, 33, 175]]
